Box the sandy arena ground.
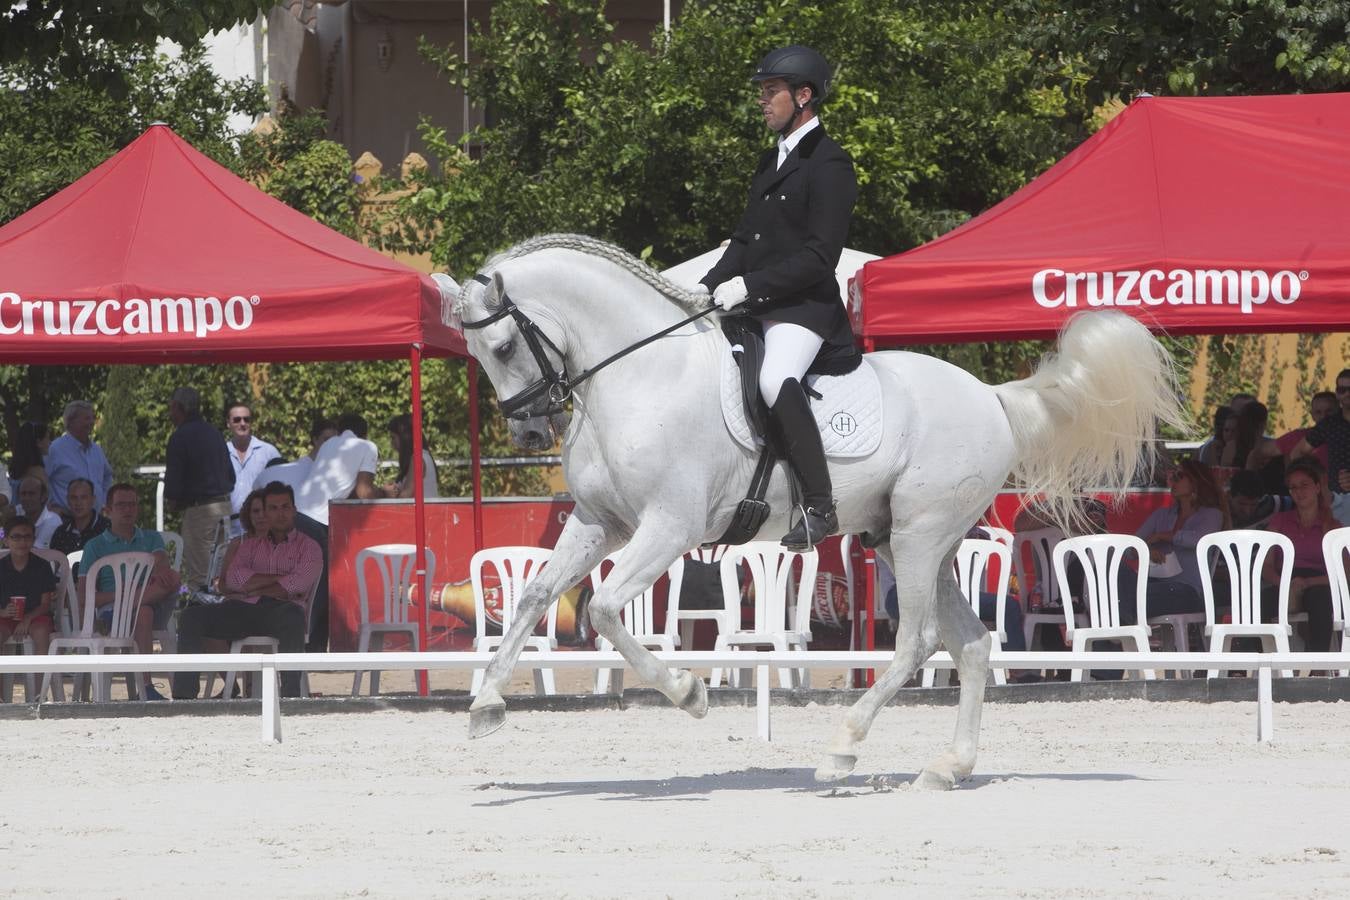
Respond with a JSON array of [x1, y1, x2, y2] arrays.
[[8, 697, 1350, 898]]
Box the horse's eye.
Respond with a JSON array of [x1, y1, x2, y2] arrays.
[[494, 340, 514, 359]]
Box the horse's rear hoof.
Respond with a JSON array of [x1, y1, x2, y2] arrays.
[[814, 753, 858, 783], [912, 768, 957, 791], [468, 702, 506, 739], [674, 671, 708, 719]]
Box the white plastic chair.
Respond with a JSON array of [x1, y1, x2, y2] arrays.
[[1324, 527, 1350, 677], [671, 544, 729, 651], [710, 541, 817, 689], [1199, 529, 1295, 678], [1053, 534, 1153, 682], [1147, 546, 1219, 676], [923, 538, 1012, 687], [589, 551, 681, 695], [1012, 526, 1086, 651], [350, 544, 437, 696], [469, 546, 554, 696], [42, 551, 155, 702], [974, 525, 1014, 547], [202, 516, 234, 590], [159, 530, 185, 573]]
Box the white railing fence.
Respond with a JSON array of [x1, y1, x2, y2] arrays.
[[2, 650, 1340, 746]]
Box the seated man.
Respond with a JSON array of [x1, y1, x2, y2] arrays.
[[172, 482, 321, 699], [15, 476, 62, 549], [79, 483, 182, 700], [1228, 470, 1293, 530], [0, 517, 56, 657], [49, 477, 111, 568]]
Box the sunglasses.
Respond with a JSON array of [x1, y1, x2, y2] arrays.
[[1336, 386, 1350, 394], [231, 416, 253, 424]]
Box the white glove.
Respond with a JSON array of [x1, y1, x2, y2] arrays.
[[714, 276, 749, 311]]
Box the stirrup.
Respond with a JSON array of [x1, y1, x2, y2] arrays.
[[781, 502, 838, 551]]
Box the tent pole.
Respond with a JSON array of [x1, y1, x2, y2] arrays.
[[411, 344, 429, 697], [469, 359, 484, 552]]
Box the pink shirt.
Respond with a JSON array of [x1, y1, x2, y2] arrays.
[[224, 528, 322, 605], [1276, 428, 1329, 468], [1267, 509, 1334, 572]]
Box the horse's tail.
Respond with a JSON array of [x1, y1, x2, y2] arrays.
[[991, 310, 1190, 530]]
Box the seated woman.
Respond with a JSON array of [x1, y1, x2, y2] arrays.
[[1261, 458, 1338, 654], [1120, 458, 1230, 625], [382, 414, 439, 499]]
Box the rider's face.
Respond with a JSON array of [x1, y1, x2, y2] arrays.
[[758, 78, 803, 133]]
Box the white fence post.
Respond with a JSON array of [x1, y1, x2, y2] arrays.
[[261, 663, 281, 744], [756, 664, 771, 742], [1257, 667, 1273, 743]]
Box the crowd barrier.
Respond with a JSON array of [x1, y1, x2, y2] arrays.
[[2, 650, 1343, 746]]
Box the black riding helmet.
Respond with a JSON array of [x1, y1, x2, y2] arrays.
[[750, 45, 832, 106]]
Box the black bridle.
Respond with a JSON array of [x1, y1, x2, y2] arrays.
[[460, 272, 719, 420]]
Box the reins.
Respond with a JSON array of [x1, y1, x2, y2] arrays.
[[461, 271, 718, 419]]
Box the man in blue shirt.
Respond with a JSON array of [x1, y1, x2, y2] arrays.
[[224, 402, 279, 537], [45, 400, 114, 516], [164, 387, 234, 589], [80, 483, 181, 700]]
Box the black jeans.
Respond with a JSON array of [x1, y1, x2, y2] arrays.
[[172, 597, 306, 698]]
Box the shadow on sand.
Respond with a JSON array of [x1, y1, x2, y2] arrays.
[[471, 767, 1148, 806]]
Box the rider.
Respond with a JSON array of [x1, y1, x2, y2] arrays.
[[699, 45, 861, 550]]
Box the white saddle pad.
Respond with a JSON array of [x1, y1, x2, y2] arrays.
[[719, 347, 883, 459]]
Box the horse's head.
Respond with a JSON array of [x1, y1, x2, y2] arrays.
[[435, 269, 569, 451]]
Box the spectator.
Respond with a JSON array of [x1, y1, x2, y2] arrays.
[[224, 403, 279, 537], [295, 412, 379, 651], [80, 483, 181, 701], [0, 516, 56, 657], [1228, 470, 1293, 530], [1229, 392, 1258, 414], [1293, 368, 1350, 493], [382, 414, 439, 499], [15, 476, 61, 549], [216, 489, 267, 594], [164, 387, 235, 589], [1238, 402, 1284, 494], [1261, 458, 1338, 655], [45, 400, 114, 516], [49, 477, 111, 565], [172, 481, 321, 699], [253, 417, 339, 494], [1196, 406, 1234, 467], [1119, 459, 1230, 625], [7, 420, 51, 499], [1270, 391, 1336, 471]]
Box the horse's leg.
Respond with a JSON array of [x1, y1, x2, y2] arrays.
[[468, 512, 613, 739], [913, 560, 992, 791], [587, 523, 708, 717], [814, 538, 946, 783]]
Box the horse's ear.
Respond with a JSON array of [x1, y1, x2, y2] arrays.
[[491, 270, 507, 304], [431, 273, 461, 329]]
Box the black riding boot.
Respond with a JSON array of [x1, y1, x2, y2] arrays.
[[770, 378, 838, 550]]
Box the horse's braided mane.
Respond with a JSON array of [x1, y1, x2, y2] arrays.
[[453, 233, 710, 318]]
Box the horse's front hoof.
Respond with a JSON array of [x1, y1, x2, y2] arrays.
[[468, 702, 507, 739], [674, 670, 708, 719], [814, 753, 858, 783], [912, 767, 957, 791]]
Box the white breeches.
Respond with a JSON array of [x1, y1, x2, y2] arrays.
[[759, 320, 824, 406]]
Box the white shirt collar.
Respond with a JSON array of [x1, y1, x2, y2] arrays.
[[776, 116, 820, 168]]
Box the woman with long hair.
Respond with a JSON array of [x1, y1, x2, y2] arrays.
[[1197, 406, 1233, 468], [383, 414, 438, 499], [1125, 458, 1230, 622], [1262, 457, 1339, 654]]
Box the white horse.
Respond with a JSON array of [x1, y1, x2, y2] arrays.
[[437, 234, 1185, 789]]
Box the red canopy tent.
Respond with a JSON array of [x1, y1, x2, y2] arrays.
[[856, 92, 1350, 346], [0, 124, 484, 686]]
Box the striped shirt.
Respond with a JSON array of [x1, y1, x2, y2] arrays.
[[224, 528, 322, 606]]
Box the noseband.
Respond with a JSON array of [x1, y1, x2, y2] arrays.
[[460, 272, 719, 420]]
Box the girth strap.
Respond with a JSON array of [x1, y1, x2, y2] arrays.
[[710, 447, 777, 547]]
